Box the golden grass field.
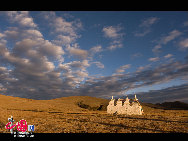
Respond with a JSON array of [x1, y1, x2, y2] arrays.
[[0, 94, 187, 133]]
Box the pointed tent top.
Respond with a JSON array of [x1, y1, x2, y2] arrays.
[[135, 94, 138, 101], [126, 96, 129, 101]]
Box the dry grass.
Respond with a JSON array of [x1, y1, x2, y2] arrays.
[[0, 94, 187, 133]]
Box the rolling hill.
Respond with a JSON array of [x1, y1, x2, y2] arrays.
[[0, 94, 187, 133]]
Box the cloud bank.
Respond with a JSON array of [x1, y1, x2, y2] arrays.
[[131, 84, 188, 103], [0, 11, 188, 102], [134, 17, 160, 37]]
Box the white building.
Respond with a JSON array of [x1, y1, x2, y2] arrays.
[[107, 95, 144, 115]]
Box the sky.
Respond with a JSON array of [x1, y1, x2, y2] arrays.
[[0, 11, 188, 101]]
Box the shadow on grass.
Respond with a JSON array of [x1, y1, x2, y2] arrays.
[[48, 112, 63, 114], [92, 121, 177, 133], [67, 114, 185, 133], [7, 108, 66, 114], [7, 108, 44, 112], [69, 117, 176, 133], [116, 115, 188, 124], [66, 113, 85, 114]]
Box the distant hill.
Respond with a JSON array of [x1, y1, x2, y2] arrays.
[[155, 101, 188, 110], [141, 101, 188, 110], [0, 94, 109, 113], [123, 84, 188, 104]]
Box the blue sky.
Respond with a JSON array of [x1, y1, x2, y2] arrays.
[[0, 11, 188, 100]]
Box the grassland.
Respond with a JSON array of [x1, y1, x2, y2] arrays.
[[0, 94, 187, 133]]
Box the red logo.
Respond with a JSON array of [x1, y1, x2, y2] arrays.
[[5, 119, 27, 132]]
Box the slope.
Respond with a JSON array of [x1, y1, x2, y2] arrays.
[[0, 94, 187, 133]]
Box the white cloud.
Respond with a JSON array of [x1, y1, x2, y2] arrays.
[[135, 17, 159, 37], [179, 38, 188, 49], [120, 64, 131, 69], [13, 37, 64, 62], [41, 11, 83, 59], [66, 60, 90, 71], [67, 46, 88, 60], [0, 66, 7, 72], [139, 17, 160, 27], [0, 40, 8, 56], [148, 57, 160, 62], [116, 69, 125, 73], [152, 30, 183, 55], [38, 39, 64, 60], [58, 63, 71, 73], [134, 29, 151, 37], [16, 38, 64, 64], [3, 27, 43, 41], [74, 70, 88, 78], [20, 17, 36, 28], [82, 60, 90, 68], [102, 25, 124, 51], [102, 26, 122, 39], [107, 40, 123, 50], [2, 12, 187, 100], [2, 44, 56, 73], [4, 28, 19, 40], [6, 11, 37, 28], [54, 17, 75, 35], [41, 12, 81, 40], [53, 35, 75, 46], [160, 30, 182, 44], [93, 61, 104, 69], [152, 45, 162, 54], [90, 45, 102, 54], [24, 29, 43, 38], [0, 33, 4, 38], [131, 53, 143, 59], [136, 64, 151, 72], [14, 38, 39, 54], [44, 61, 55, 71], [115, 64, 131, 73], [58, 59, 90, 87], [164, 54, 173, 59], [0, 11, 90, 99]]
